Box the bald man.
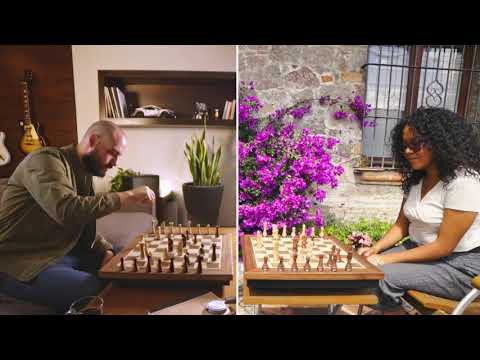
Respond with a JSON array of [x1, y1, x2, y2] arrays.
[[0, 121, 155, 313]]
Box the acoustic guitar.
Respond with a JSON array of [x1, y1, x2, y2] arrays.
[[19, 70, 46, 154], [0, 131, 11, 166]]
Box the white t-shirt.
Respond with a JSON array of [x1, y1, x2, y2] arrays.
[[403, 172, 480, 252]]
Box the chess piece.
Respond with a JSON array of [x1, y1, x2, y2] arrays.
[[200, 244, 205, 256], [177, 241, 183, 257], [146, 255, 152, 273], [272, 224, 278, 239], [139, 242, 146, 259], [167, 235, 173, 252], [301, 224, 306, 236], [277, 256, 285, 271], [211, 243, 217, 262], [326, 252, 332, 267], [169, 258, 175, 273], [182, 256, 188, 273], [320, 226, 325, 239], [133, 258, 138, 272], [152, 217, 157, 236], [304, 256, 311, 272], [262, 256, 269, 271], [185, 251, 190, 266], [156, 226, 161, 240], [193, 233, 198, 244], [310, 226, 315, 238], [291, 227, 296, 237], [197, 224, 201, 235], [196, 255, 203, 274], [282, 224, 287, 238], [157, 258, 162, 272], [169, 221, 174, 235], [216, 225, 219, 238], [120, 257, 125, 271], [345, 251, 353, 272], [331, 254, 337, 272], [256, 230, 263, 248], [182, 234, 187, 247], [317, 254, 324, 272], [291, 254, 299, 272], [206, 224, 211, 235], [263, 222, 268, 237], [179, 223, 183, 235]]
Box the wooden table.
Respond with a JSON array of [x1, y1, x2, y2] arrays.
[[98, 227, 237, 315]]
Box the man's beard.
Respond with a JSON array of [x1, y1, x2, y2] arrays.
[[83, 150, 106, 177]]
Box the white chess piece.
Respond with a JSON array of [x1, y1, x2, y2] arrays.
[[301, 224, 306, 236], [256, 230, 263, 248], [320, 226, 325, 239], [263, 222, 268, 237], [291, 227, 296, 237], [282, 224, 287, 238]]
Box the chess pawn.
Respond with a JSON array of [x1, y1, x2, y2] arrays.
[[263, 222, 268, 237], [277, 256, 285, 272], [157, 258, 162, 272], [282, 224, 287, 238], [331, 254, 338, 272], [193, 233, 198, 244], [345, 251, 353, 272], [146, 255, 152, 273], [196, 255, 203, 274], [291, 254, 299, 272], [262, 256, 269, 271], [185, 251, 190, 266], [304, 256, 311, 272], [291, 227, 296, 237], [199, 244, 205, 256], [211, 243, 217, 262], [133, 258, 138, 272], [169, 258, 175, 273], [182, 234, 187, 248], [182, 257, 188, 273], [120, 257, 125, 271], [317, 254, 324, 272]]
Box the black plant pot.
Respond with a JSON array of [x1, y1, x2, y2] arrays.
[[182, 182, 224, 226]]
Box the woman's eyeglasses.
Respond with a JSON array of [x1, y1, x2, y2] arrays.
[[402, 137, 427, 153]]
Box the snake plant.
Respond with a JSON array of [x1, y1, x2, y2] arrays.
[[184, 125, 222, 186]]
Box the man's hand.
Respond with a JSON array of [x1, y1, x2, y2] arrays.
[[101, 250, 115, 266], [118, 185, 156, 212]]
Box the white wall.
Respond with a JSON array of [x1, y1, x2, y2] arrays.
[[71, 45, 237, 226]]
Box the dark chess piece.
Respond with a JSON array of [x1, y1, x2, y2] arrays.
[[193, 234, 198, 244], [196, 255, 203, 274], [200, 244, 205, 256], [167, 235, 173, 252], [317, 254, 324, 272], [331, 254, 337, 272], [326, 253, 332, 267], [182, 234, 187, 247], [262, 256, 269, 271], [291, 254, 299, 272], [211, 243, 217, 262], [133, 258, 138, 272], [186, 230, 190, 240], [277, 256, 285, 271], [157, 258, 162, 272], [216, 225, 219, 238], [169, 258, 175, 273], [345, 251, 353, 272], [182, 256, 188, 273], [185, 251, 190, 265], [304, 256, 311, 272], [120, 257, 125, 271], [146, 255, 152, 273]]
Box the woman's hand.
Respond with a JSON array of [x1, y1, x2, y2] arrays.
[[358, 246, 379, 257]]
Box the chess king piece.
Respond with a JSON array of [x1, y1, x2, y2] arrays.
[[262, 256, 269, 271], [317, 254, 324, 272], [120, 257, 125, 271], [277, 256, 285, 271], [304, 256, 311, 272], [211, 243, 217, 262], [282, 224, 287, 238], [263, 222, 268, 237], [196, 255, 203, 274], [169, 258, 175, 273]]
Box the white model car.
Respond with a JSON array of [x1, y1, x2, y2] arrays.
[[132, 105, 176, 119]]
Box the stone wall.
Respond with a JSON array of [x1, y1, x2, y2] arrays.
[[239, 45, 403, 224]]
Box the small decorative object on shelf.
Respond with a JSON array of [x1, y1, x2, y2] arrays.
[[131, 105, 176, 119], [193, 102, 208, 121], [213, 108, 220, 120]]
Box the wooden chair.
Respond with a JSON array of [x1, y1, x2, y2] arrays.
[[404, 275, 480, 315]]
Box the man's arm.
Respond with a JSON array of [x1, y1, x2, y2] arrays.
[[22, 152, 121, 226]]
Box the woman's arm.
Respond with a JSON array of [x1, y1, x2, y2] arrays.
[[376, 208, 478, 264], [359, 198, 409, 256]]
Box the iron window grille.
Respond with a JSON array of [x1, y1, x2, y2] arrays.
[[361, 45, 480, 169]]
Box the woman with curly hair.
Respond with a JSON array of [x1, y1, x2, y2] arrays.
[[358, 107, 480, 314]]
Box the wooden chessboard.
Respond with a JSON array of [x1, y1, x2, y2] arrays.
[[243, 233, 383, 290], [99, 227, 233, 283]]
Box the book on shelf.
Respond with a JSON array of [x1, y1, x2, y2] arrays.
[[222, 99, 236, 120], [104, 86, 128, 118]]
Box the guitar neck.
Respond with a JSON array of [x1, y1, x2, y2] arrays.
[[22, 81, 33, 126]]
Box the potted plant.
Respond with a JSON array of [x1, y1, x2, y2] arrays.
[[182, 123, 223, 226]]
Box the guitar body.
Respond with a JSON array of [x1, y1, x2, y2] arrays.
[[19, 123, 46, 154], [0, 131, 12, 166], [19, 70, 46, 154]]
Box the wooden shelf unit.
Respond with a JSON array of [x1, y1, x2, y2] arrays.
[[98, 70, 236, 128]]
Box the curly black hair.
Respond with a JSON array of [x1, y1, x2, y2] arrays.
[[390, 107, 480, 194]]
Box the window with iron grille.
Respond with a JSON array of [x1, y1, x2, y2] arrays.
[[361, 45, 480, 169]]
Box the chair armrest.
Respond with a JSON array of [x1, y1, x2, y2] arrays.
[[472, 275, 480, 290]]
